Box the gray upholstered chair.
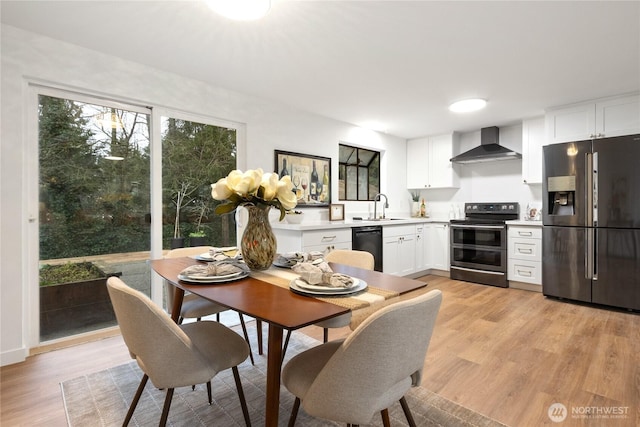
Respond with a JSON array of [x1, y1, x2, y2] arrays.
[[282, 289, 442, 427], [282, 249, 374, 359], [106, 277, 252, 427], [165, 246, 254, 364]]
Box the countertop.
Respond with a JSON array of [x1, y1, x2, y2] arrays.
[[506, 220, 543, 226], [271, 217, 450, 231]]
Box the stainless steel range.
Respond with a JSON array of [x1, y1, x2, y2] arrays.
[[450, 202, 519, 288]]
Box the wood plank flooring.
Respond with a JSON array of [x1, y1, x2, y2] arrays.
[[1, 275, 638, 426]]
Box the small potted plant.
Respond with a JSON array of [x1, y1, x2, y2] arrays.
[[285, 210, 304, 224], [410, 191, 420, 217]]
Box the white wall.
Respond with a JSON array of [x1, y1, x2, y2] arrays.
[[0, 26, 407, 364]]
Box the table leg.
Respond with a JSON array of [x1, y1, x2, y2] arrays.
[[256, 319, 263, 355], [265, 323, 283, 427], [171, 287, 185, 323]]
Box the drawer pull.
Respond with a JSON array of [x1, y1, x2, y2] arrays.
[[518, 231, 533, 236], [517, 269, 533, 276], [321, 235, 337, 242], [518, 248, 534, 254]]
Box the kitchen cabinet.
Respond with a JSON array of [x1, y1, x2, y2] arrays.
[[545, 93, 640, 145], [274, 228, 351, 254], [507, 225, 542, 289], [407, 133, 460, 189], [383, 225, 416, 276], [425, 223, 449, 271], [414, 224, 428, 272], [521, 117, 544, 184]]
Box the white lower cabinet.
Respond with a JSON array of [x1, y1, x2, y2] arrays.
[[274, 228, 352, 254], [425, 223, 450, 271], [415, 224, 428, 272], [507, 225, 542, 289], [383, 225, 416, 276]]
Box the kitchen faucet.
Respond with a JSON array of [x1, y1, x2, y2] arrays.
[[373, 193, 389, 219]]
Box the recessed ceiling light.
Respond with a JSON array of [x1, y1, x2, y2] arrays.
[[205, 0, 271, 21], [449, 98, 487, 113]]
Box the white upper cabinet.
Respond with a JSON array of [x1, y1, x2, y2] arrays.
[[545, 93, 640, 144], [521, 117, 545, 184], [407, 133, 460, 189]]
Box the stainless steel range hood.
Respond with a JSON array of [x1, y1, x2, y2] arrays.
[[450, 126, 522, 164]]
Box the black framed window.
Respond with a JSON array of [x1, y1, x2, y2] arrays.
[[338, 144, 380, 201]]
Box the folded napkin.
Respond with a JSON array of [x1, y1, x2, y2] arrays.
[[208, 247, 240, 261], [291, 262, 354, 288], [181, 259, 248, 278], [277, 251, 324, 266]]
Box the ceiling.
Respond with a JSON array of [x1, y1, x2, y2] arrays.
[[2, 0, 639, 139]]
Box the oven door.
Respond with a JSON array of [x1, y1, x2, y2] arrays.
[[450, 246, 506, 273], [451, 223, 505, 248]]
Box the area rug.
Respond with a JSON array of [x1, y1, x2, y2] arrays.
[[61, 323, 508, 427]]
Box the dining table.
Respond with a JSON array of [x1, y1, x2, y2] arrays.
[[151, 256, 428, 427]]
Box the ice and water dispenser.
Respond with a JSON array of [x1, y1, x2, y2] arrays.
[[547, 175, 576, 216]]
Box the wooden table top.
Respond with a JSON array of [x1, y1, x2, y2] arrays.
[[151, 257, 427, 330]]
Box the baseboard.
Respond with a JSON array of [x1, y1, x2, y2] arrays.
[[1, 346, 29, 367], [409, 269, 450, 279], [509, 281, 542, 293]]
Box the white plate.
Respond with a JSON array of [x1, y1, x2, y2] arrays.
[[295, 276, 357, 292], [195, 252, 214, 262], [178, 271, 248, 284], [289, 277, 367, 296]]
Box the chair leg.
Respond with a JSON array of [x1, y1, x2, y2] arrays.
[[288, 397, 300, 427], [399, 396, 417, 427], [159, 388, 174, 427], [282, 330, 292, 362], [206, 381, 212, 405], [216, 313, 220, 322], [232, 366, 252, 427], [380, 408, 390, 427], [123, 374, 149, 426], [323, 327, 329, 343], [238, 313, 255, 365], [177, 316, 184, 325]]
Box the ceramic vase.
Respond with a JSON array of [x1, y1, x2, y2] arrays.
[[241, 205, 276, 271]]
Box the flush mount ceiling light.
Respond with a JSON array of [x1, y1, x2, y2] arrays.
[[205, 0, 271, 21], [449, 98, 487, 113]]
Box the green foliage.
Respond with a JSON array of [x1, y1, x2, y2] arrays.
[[39, 262, 105, 287]]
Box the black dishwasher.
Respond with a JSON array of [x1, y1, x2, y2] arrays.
[[352, 226, 383, 272]]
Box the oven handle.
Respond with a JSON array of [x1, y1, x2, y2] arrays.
[[450, 224, 505, 230], [450, 266, 505, 276]]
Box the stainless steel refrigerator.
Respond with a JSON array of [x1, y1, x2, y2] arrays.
[[542, 134, 640, 311]]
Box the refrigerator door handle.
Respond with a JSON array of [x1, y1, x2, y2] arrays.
[[593, 229, 598, 281], [585, 152, 593, 227], [585, 228, 598, 280], [592, 151, 598, 226]]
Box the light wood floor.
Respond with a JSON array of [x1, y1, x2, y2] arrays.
[[1, 275, 638, 426]]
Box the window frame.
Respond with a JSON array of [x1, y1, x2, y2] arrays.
[[338, 143, 380, 201]]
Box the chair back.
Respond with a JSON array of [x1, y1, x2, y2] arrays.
[[303, 289, 442, 423], [325, 249, 374, 270], [106, 277, 215, 388], [163, 246, 212, 312]]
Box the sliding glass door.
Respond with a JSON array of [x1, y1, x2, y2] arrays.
[[38, 93, 151, 342]]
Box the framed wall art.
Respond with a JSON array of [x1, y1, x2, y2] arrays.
[[274, 150, 331, 207]]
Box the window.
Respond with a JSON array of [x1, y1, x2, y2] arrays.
[[161, 117, 238, 249], [338, 144, 380, 201]]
